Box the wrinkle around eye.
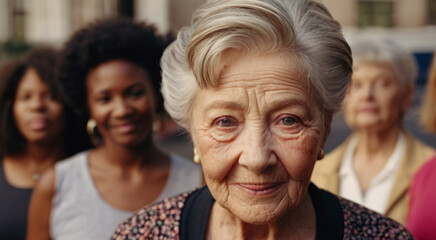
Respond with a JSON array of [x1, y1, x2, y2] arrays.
[[213, 116, 237, 128], [209, 117, 240, 142], [272, 115, 304, 138]]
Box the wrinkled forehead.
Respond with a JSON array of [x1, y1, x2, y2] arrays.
[[216, 50, 308, 88]]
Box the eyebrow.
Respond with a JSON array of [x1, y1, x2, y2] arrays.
[[267, 97, 312, 117], [203, 100, 245, 113]]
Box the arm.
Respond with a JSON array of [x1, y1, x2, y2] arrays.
[[26, 168, 55, 240]]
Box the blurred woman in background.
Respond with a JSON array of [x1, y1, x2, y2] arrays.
[[312, 39, 435, 225], [0, 48, 88, 240], [406, 55, 436, 239], [27, 18, 202, 240]]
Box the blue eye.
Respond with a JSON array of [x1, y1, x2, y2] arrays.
[[280, 116, 298, 126], [215, 117, 236, 127]]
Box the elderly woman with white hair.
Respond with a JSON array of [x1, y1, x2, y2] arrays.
[[312, 39, 435, 225], [112, 0, 412, 239]]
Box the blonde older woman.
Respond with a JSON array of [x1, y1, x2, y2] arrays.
[[112, 0, 412, 239], [312, 39, 435, 225]]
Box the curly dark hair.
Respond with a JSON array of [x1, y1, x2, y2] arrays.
[[57, 17, 170, 120], [0, 48, 91, 156]]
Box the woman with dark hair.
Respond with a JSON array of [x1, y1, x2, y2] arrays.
[[27, 18, 202, 240], [0, 48, 88, 240]]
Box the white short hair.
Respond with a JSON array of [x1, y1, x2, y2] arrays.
[[350, 38, 416, 90], [161, 0, 352, 130]]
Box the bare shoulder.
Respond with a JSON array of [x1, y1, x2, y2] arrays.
[[34, 167, 56, 196], [27, 167, 56, 240]]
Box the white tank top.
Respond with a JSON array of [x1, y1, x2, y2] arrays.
[[50, 150, 202, 240]]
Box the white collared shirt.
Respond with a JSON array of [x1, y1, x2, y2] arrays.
[[339, 132, 405, 214]]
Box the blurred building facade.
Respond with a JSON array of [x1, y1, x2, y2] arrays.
[[0, 0, 435, 82], [0, 0, 205, 46], [1, 0, 435, 45]]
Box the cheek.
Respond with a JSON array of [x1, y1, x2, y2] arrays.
[[277, 132, 319, 181], [140, 99, 154, 118], [195, 130, 236, 183], [12, 103, 23, 122], [49, 103, 64, 121], [378, 92, 402, 114], [12, 103, 27, 129]]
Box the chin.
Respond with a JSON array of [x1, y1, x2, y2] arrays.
[[115, 134, 150, 147], [225, 200, 289, 225]]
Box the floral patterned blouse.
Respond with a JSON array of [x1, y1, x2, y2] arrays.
[[111, 183, 413, 240]]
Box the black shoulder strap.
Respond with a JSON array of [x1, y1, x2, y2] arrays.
[[181, 184, 344, 240], [180, 186, 215, 240], [309, 183, 344, 240]]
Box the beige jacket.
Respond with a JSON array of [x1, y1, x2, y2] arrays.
[[311, 131, 435, 225]]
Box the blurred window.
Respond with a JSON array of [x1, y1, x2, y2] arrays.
[[358, 0, 394, 28], [9, 0, 26, 41], [118, 0, 134, 18], [430, 0, 436, 25]]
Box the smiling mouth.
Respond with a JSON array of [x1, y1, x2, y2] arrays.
[[237, 183, 283, 196], [112, 120, 140, 133], [28, 119, 48, 130], [359, 107, 378, 113]]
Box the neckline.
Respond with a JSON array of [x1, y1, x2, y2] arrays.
[[81, 151, 174, 213], [180, 183, 343, 239], [0, 159, 33, 191]]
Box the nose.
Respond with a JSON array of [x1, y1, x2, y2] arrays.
[[362, 84, 375, 99], [29, 96, 46, 111], [113, 98, 134, 117], [238, 124, 276, 174]]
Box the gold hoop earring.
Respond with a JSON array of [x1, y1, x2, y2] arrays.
[[87, 119, 99, 146], [152, 119, 161, 134], [193, 147, 201, 164], [317, 149, 325, 160]]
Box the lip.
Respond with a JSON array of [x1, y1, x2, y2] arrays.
[[28, 118, 48, 130], [359, 107, 378, 113], [236, 183, 283, 196], [111, 120, 140, 133]]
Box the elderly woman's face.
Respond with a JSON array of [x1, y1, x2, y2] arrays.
[[190, 52, 326, 223], [344, 62, 407, 132]]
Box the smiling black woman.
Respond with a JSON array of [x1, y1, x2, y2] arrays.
[[26, 18, 203, 240]]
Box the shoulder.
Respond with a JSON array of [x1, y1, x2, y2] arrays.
[[412, 155, 436, 186], [56, 150, 90, 169], [53, 150, 91, 190], [34, 167, 56, 196], [418, 154, 436, 174], [404, 132, 435, 157], [313, 136, 352, 172], [170, 154, 201, 171], [168, 153, 202, 187], [111, 191, 192, 240], [339, 197, 413, 239], [311, 137, 352, 188]]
